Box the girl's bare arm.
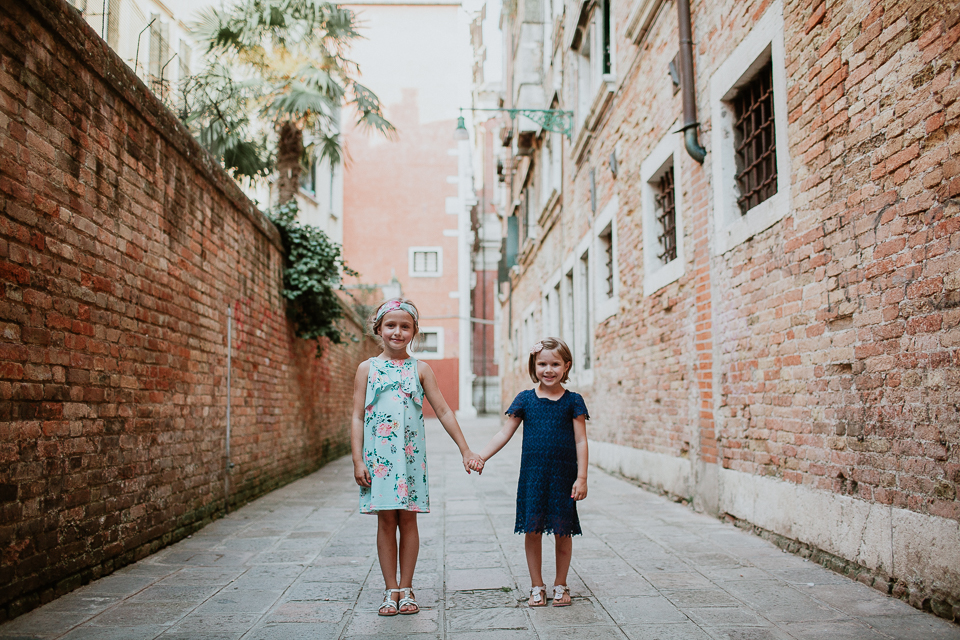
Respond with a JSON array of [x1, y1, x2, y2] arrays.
[[571, 415, 588, 500], [419, 361, 482, 472], [351, 361, 371, 487], [478, 415, 522, 462]]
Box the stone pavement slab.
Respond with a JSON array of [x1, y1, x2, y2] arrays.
[[2, 417, 958, 640]]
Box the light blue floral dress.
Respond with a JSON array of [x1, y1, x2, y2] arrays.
[[360, 357, 429, 514]]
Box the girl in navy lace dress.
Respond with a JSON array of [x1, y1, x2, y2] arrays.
[[472, 337, 589, 607]]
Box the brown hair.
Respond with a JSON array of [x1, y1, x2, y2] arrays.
[[527, 337, 574, 383], [371, 297, 420, 345]]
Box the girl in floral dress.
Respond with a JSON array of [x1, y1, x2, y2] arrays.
[[471, 337, 589, 608], [350, 298, 482, 616]]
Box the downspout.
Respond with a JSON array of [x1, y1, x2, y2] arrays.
[[678, 0, 706, 163]]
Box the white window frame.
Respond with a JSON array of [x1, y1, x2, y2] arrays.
[[410, 327, 444, 360], [642, 131, 686, 296], [572, 0, 616, 134], [408, 246, 443, 278], [562, 266, 576, 359], [542, 269, 563, 339], [593, 194, 619, 322], [573, 235, 593, 380], [710, 0, 791, 255], [518, 302, 538, 365]]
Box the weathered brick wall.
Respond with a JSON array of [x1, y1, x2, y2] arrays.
[[0, 0, 377, 620], [500, 0, 959, 615], [716, 0, 959, 515]]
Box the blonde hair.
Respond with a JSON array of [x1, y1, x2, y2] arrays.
[[371, 297, 420, 344], [527, 337, 573, 383]]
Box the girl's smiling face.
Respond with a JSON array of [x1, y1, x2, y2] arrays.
[[378, 310, 416, 353], [535, 349, 570, 388]]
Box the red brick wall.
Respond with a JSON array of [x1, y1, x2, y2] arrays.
[[0, 0, 378, 620], [499, 0, 959, 611], [505, 0, 959, 517]]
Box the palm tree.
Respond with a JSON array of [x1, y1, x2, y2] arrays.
[[182, 0, 394, 203]]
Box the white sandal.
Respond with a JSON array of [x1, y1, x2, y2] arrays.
[[552, 584, 571, 607], [528, 584, 547, 607], [398, 587, 420, 614], [379, 588, 401, 616]]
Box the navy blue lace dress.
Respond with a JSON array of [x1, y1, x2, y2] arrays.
[[506, 389, 589, 537]]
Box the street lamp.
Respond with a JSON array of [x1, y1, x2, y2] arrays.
[[453, 107, 575, 140], [454, 115, 469, 141]]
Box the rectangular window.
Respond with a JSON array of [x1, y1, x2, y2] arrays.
[[299, 154, 317, 194], [522, 186, 531, 241], [179, 39, 192, 84], [411, 327, 443, 359], [733, 60, 777, 214], [642, 137, 684, 295], [599, 226, 614, 298], [563, 269, 575, 359], [655, 167, 677, 264], [600, 0, 611, 75], [413, 251, 438, 273], [418, 331, 439, 353], [552, 281, 561, 337], [576, 28, 593, 126], [710, 0, 791, 254], [409, 247, 442, 277], [579, 251, 591, 370]]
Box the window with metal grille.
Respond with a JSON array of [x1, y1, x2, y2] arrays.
[[733, 60, 777, 214], [655, 167, 677, 263], [412, 251, 439, 274], [599, 227, 614, 297]]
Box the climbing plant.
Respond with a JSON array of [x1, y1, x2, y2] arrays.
[[266, 201, 357, 355]]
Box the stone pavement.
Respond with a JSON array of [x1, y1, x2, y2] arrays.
[[2, 417, 958, 640]]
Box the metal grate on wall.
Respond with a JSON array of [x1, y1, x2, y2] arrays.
[[733, 59, 777, 214], [655, 167, 677, 264]]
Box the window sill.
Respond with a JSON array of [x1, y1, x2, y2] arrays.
[[626, 0, 665, 46], [572, 79, 616, 164], [596, 295, 619, 323], [585, 77, 616, 131], [643, 257, 684, 296], [538, 188, 561, 227], [298, 188, 319, 204], [714, 192, 789, 255]]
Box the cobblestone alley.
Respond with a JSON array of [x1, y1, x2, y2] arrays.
[[1, 418, 957, 640]]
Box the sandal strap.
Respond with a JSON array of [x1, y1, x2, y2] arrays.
[[380, 588, 401, 610], [530, 585, 546, 603], [553, 585, 569, 599]]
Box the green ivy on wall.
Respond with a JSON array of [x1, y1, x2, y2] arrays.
[[266, 201, 358, 355]]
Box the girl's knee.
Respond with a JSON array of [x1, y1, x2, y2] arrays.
[[378, 511, 400, 530], [397, 511, 419, 531]]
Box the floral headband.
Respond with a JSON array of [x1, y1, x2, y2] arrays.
[[375, 300, 419, 323], [530, 341, 544, 354]]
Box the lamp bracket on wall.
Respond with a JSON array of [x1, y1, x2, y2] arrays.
[[455, 107, 575, 140]]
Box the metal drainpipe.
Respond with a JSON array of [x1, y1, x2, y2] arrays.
[[678, 0, 707, 163]]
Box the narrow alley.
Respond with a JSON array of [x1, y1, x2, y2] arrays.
[[1, 418, 956, 640]]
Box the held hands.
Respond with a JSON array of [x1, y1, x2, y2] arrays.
[[467, 455, 485, 474], [462, 450, 485, 475], [571, 477, 587, 501], [353, 461, 371, 488]]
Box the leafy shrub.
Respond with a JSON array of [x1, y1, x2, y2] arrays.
[[266, 201, 357, 355]]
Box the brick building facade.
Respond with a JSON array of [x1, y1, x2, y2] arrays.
[[340, 0, 477, 417], [0, 0, 377, 620], [496, 0, 959, 617]]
